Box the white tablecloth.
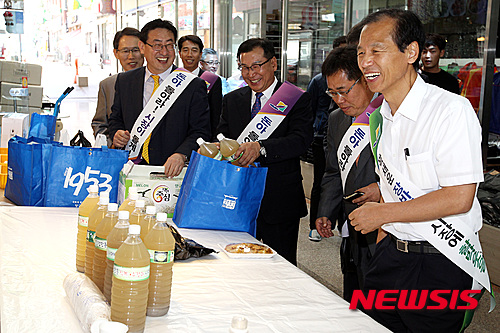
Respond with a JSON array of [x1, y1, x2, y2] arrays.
[[0, 206, 389, 332]]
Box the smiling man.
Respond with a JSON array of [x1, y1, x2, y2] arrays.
[[315, 45, 381, 302], [350, 9, 486, 332], [108, 19, 210, 177], [217, 38, 313, 265]]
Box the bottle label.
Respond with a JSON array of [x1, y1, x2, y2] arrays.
[[94, 236, 107, 251], [86, 229, 96, 243], [107, 247, 117, 261], [214, 151, 223, 161], [225, 152, 243, 163], [78, 215, 89, 227], [148, 249, 175, 264], [113, 264, 150, 281]]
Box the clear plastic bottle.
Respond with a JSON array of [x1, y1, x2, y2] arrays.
[[140, 205, 156, 240], [111, 225, 150, 333], [76, 185, 99, 273], [93, 203, 119, 292], [144, 213, 176, 317], [197, 137, 222, 160], [119, 188, 139, 214], [85, 194, 110, 279], [130, 199, 145, 225], [103, 210, 130, 303], [217, 133, 242, 162]]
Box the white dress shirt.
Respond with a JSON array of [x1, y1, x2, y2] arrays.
[[251, 77, 278, 113], [143, 65, 173, 107]]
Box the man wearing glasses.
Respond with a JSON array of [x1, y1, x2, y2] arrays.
[[109, 19, 210, 177], [315, 45, 381, 302], [217, 38, 313, 265], [92, 28, 144, 146]]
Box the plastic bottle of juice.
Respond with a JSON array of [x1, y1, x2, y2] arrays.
[[196, 137, 222, 160], [103, 210, 130, 302], [85, 194, 110, 279], [140, 205, 156, 240], [76, 185, 99, 273], [111, 224, 150, 333], [92, 203, 119, 291], [144, 213, 176, 317], [119, 188, 139, 214], [217, 133, 242, 162], [130, 199, 145, 225]]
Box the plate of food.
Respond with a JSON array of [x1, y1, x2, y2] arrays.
[[219, 242, 276, 259]]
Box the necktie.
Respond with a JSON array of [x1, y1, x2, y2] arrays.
[[251, 92, 263, 118], [142, 75, 160, 164]]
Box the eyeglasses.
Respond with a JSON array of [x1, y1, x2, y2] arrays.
[[118, 47, 140, 55], [325, 77, 361, 99], [238, 57, 272, 73], [202, 60, 220, 65], [145, 42, 176, 52]]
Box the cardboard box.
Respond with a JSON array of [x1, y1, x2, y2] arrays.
[[1, 82, 43, 108], [0, 61, 42, 86], [118, 164, 186, 217], [77, 76, 88, 87], [1, 113, 29, 147]]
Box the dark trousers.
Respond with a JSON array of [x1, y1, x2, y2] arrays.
[[309, 137, 326, 229], [256, 215, 300, 266], [341, 236, 372, 302], [363, 236, 472, 333]]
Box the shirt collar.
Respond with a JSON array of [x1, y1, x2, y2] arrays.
[[144, 65, 174, 84], [191, 67, 201, 76], [257, 77, 278, 99], [380, 75, 426, 122]]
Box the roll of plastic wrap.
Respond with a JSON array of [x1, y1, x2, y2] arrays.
[[63, 272, 111, 333]]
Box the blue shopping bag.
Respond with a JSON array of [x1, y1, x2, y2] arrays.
[[28, 113, 56, 141], [5, 136, 60, 206], [44, 145, 128, 207], [173, 152, 267, 237]]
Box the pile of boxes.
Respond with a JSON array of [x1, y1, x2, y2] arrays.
[[0, 60, 43, 147]]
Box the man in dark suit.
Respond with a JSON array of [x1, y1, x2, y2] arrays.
[[109, 19, 210, 177], [178, 35, 222, 139], [315, 46, 380, 301], [217, 38, 313, 265]]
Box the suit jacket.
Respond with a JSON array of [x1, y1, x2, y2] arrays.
[[198, 69, 222, 139], [92, 74, 117, 146], [217, 82, 313, 223], [318, 108, 378, 256], [108, 66, 211, 166]]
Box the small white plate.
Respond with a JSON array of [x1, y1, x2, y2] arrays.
[[218, 243, 276, 259]]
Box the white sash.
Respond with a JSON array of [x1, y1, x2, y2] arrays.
[[377, 144, 491, 293], [337, 124, 369, 190], [126, 69, 196, 159]]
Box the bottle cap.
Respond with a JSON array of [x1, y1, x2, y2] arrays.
[[99, 321, 129, 333], [99, 196, 110, 205], [128, 186, 137, 194], [129, 224, 141, 235], [129, 192, 139, 200], [107, 203, 118, 212], [196, 137, 205, 146], [88, 184, 99, 193], [230, 316, 248, 332], [99, 191, 109, 198], [216, 133, 225, 141], [146, 205, 156, 215], [118, 210, 129, 220], [135, 199, 145, 208], [156, 212, 167, 222]]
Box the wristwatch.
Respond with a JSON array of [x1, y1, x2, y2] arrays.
[[258, 140, 267, 157]]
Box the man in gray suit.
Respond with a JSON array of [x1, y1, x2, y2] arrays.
[[315, 45, 380, 301], [91, 28, 144, 146]]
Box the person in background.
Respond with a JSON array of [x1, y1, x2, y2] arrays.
[[421, 33, 460, 94], [178, 35, 223, 138], [200, 48, 229, 95], [315, 45, 380, 301], [91, 28, 144, 146], [109, 19, 210, 177], [226, 65, 248, 93], [307, 35, 347, 242], [217, 38, 313, 265]]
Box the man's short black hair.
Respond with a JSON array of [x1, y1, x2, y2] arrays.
[[177, 35, 204, 52], [332, 36, 347, 49], [140, 19, 178, 43], [425, 33, 446, 51], [359, 9, 425, 71], [237, 38, 275, 61], [322, 45, 362, 81], [113, 27, 141, 50], [346, 22, 364, 46]]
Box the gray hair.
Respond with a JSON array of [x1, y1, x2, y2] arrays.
[[201, 48, 218, 61]]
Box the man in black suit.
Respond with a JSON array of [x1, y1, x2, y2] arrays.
[[109, 19, 210, 177], [178, 35, 222, 139], [217, 38, 313, 265], [315, 46, 380, 301]]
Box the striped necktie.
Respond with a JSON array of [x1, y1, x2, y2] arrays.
[[142, 75, 160, 164], [251, 92, 263, 118]]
